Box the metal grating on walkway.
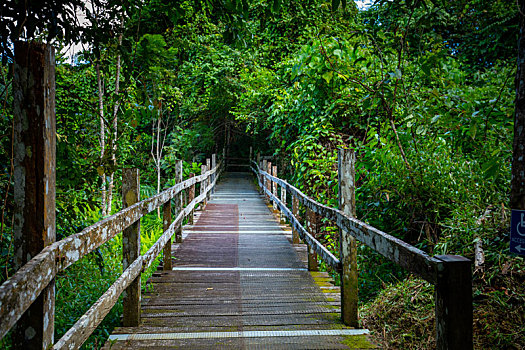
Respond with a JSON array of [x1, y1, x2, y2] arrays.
[[103, 172, 376, 349]]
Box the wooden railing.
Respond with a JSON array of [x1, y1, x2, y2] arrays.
[[0, 156, 223, 349], [251, 149, 473, 350]]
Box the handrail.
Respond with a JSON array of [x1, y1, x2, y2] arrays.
[[0, 160, 223, 348], [250, 157, 472, 350], [251, 164, 341, 270], [252, 161, 438, 282]]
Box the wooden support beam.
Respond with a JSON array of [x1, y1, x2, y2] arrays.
[[266, 161, 272, 203], [292, 195, 300, 244], [188, 173, 195, 225], [262, 160, 268, 197], [272, 165, 278, 212], [162, 200, 172, 270], [338, 148, 358, 327], [280, 180, 287, 224], [201, 164, 207, 207], [122, 168, 141, 327], [175, 160, 183, 244], [206, 158, 211, 201], [211, 154, 217, 194], [306, 208, 319, 271], [12, 41, 56, 350], [435, 255, 473, 350]]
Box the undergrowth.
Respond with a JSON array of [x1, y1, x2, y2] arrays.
[[359, 210, 525, 350]]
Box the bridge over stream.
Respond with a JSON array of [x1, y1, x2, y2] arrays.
[[103, 172, 372, 349]]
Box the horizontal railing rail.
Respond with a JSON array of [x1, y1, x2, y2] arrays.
[[250, 152, 472, 350], [0, 157, 223, 349]]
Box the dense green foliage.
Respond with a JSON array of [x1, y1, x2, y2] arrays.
[[1, 0, 523, 348]]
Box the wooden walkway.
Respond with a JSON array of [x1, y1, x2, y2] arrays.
[[104, 173, 375, 349]]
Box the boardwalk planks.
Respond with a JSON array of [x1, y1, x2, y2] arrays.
[[103, 173, 375, 349]]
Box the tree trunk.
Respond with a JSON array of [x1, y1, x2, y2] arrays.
[[106, 33, 123, 215], [96, 61, 107, 216], [511, 2, 525, 210]]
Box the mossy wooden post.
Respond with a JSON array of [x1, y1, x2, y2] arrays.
[[280, 180, 287, 224], [292, 195, 300, 244], [189, 173, 195, 225], [175, 160, 183, 244], [272, 165, 278, 212], [306, 208, 319, 271], [206, 158, 211, 201], [201, 164, 207, 207], [211, 154, 216, 194], [13, 41, 56, 349], [338, 148, 358, 327], [122, 168, 140, 327], [435, 255, 473, 350], [261, 159, 267, 196], [162, 200, 172, 270]]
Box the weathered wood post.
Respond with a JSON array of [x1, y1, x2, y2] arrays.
[[266, 161, 272, 203], [338, 148, 358, 327], [162, 198, 172, 270], [292, 196, 300, 244], [13, 41, 56, 349], [435, 255, 473, 350], [261, 159, 267, 196], [122, 168, 141, 327], [249, 146, 253, 163], [206, 158, 211, 201], [272, 165, 278, 212], [306, 208, 319, 271], [189, 173, 195, 225], [280, 181, 287, 224], [256, 152, 261, 187], [175, 160, 183, 244], [211, 154, 217, 194], [201, 164, 207, 207]]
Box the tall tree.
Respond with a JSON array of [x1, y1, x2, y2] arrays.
[[511, 2, 525, 210]]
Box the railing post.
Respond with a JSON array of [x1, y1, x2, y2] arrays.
[[338, 148, 359, 327], [266, 161, 272, 203], [262, 159, 267, 196], [272, 165, 278, 212], [249, 146, 253, 162], [211, 154, 217, 194], [13, 41, 56, 349], [306, 208, 319, 271], [189, 173, 195, 225], [122, 168, 141, 327], [292, 195, 301, 244], [162, 199, 172, 270], [206, 158, 211, 201], [280, 182, 287, 224], [175, 160, 183, 244], [201, 164, 207, 207], [256, 152, 261, 182], [435, 255, 473, 350]]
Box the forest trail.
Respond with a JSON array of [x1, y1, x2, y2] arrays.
[[103, 172, 375, 349]]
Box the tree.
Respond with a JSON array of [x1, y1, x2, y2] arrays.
[[511, 2, 525, 210]]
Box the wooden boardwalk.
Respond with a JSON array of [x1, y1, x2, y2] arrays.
[[104, 173, 374, 349]]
